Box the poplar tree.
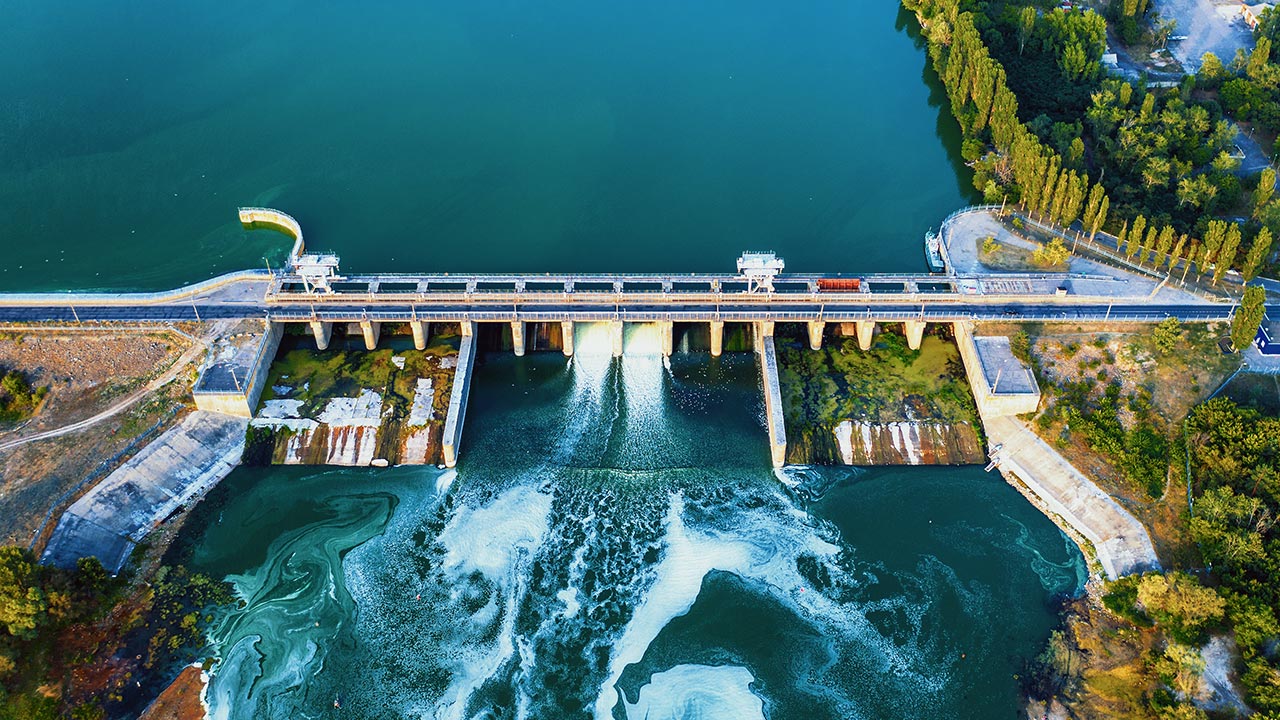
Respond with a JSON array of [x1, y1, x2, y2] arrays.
[[1168, 234, 1187, 272], [1231, 286, 1267, 351], [1127, 215, 1147, 259], [1202, 220, 1227, 274], [1182, 240, 1201, 284], [1214, 223, 1243, 285], [1242, 227, 1273, 282], [1156, 226, 1175, 266], [1090, 195, 1109, 242], [1142, 225, 1159, 266], [1255, 168, 1276, 218]]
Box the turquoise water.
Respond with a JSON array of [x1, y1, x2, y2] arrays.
[[183, 331, 1084, 719], [7, 2, 1084, 716], [0, 1, 969, 291]]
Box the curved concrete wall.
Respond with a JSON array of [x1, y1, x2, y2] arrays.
[[238, 207, 305, 259]]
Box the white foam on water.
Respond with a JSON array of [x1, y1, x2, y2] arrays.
[[432, 485, 554, 718], [623, 664, 765, 720], [437, 484, 553, 580], [594, 492, 840, 719], [434, 469, 457, 495]]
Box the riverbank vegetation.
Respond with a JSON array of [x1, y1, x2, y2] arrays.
[[903, 0, 1279, 283], [0, 543, 231, 720], [1013, 320, 1237, 560], [1029, 398, 1280, 719], [0, 368, 47, 425]]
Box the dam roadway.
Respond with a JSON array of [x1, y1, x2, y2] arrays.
[[0, 298, 1252, 325]]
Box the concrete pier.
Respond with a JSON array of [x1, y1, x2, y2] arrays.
[[310, 320, 332, 350], [905, 320, 927, 350], [754, 320, 774, 353], [411, 320, 430, 350], [360, 320, 380, 350], [611, 320, 624, 357], [808, 321, 825, 351], [710, 320, 724, 357], [756, 323, 788, 468], [511, 320, 526, 357], [659, 321, 674, 357], [857, 320, 875, 351], [443, 321, 477, 468], [561, 321, 575, 357]]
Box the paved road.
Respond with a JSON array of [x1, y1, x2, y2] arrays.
[[0, 301, 1257, 324]]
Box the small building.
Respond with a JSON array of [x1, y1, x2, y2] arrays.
[[1256, 321, 1280, 355], [737, 251, 784, 293], [1243, 2, 1273, 30]]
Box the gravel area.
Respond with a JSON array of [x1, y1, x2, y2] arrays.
[[1155, 0, 1255, 72]]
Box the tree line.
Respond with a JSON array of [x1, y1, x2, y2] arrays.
[[904, 0, 1276, 286]]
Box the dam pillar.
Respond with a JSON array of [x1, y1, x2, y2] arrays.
[[561, 321, 575, 357], [754, 320, 774, 354], [309, 320, 332, 351], [808, 321, 825, 351], [756, 327, 788, 468], [611, 320, 624, 358], [905, 320, 927, 351], [511, 321, 526, 357], [460, 319, 474, 337], [442, 325, 478, 469], [710, 320, 724, 357], [660, 321, 674, 357], [411, 321, 430, 351], [360, 320, 380, 350], [856, 320, 875, 351]]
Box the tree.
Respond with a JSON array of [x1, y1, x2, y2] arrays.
[[1256, 168, 1276, 219], [1091, 195, 1109, 242], [1018, 6, 1036, 55], [1154, 642, 1207, 700], [1153, 317, 1182, 354], [1168, 234, 1188, 272], [1248, 36, 1273, 81], [1214, 223, 1243, 285], [1198, 52, 1228, 89], [1136, 572, 1225, 642], [1231, 286, 1267, 351], [1156, 225, 1175, 265], [1033, 237, 1071, 267], [1243, 227, 1273, 282], [1128, 215, 1148, 259], [0, 546, 47, 639]]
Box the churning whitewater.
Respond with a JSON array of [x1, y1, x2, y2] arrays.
[[192, 324, 1084, 719]]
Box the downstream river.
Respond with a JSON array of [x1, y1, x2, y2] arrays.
[[9, 1, 1087, 716], [189, 329, 1084, 719]]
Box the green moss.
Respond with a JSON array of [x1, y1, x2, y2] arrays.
[[778, 329, 980, 429]]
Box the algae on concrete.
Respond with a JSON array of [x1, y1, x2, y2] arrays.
[[248, 330, 459, 466], [776, 325, 985, 465]]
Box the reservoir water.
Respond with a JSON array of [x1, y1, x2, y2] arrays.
[[1, 0, 968, 290], [10, 1, 1088, 716]]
